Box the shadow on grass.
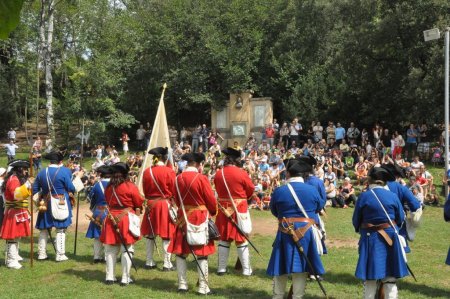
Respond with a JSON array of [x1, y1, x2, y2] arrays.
[[324, 271, 450, 298]]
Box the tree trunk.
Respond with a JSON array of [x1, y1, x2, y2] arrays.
[[45, 0, 55, 143], [36, 0, 46, 137]]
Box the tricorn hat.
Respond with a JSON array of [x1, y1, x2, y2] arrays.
[[368, 167, 396, 182], [222, 147, 241, 159], [381, 163, 406, 179], [287, 159, 312, 176], [181, 153, 205, 163], [8, 159, 30, 169], [96, 165, 112, 176], [110, 162, 129, 175], [148, 147, 168, 156], [297, 154, 317, 167], [43, 151, 64, 162]]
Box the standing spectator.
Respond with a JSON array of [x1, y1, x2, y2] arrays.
[[313, 121, 324, 143], [405, 124, 418, 161], [208, 129, 224, 148], [335, 122, 346, 145], [326, 122, 336, 145], [4, 140, 18, 162], [200, 124, 209, 152], [418, 122, 428, 143], [145, 122, 152, 149], [121, 132, 130, 156], [169, 126, 178, 146], [361, 128, 369, 145], [265, 123, 276, 147], [393, 131, 405, 158], [380, 129, 391, 155], [192, 126, 201, 153], [31, 146, 42, 173], [136, 124, 146, 150], [180, 127, 187, 147], [279, 122, 290, 149], [33, 136, 42, 150], [95, 144, 103, 160], [372, 124, 380, 146], [272, 119, 280, 145], [7, 128, 16, 142], [289, 118, 302, 147], [347, 122, 360, 143]]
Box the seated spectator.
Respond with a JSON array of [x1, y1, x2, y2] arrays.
[[332, 153, 345, 179], [344, 154, 355, 170], [338, 177, 356, 207], [408, 174, 425, 204], [395, 153, 410, 168], [269, 163, 280, 188], [410, 156, 424, 173], [258, 140, 271, 154], [260, 170, 271, 191], [324, 178, 336, 207], [315, 161, 325, 180], [209, 141, 222, 158], [324, 165, 336, 185], [354, 156, 368, 185]]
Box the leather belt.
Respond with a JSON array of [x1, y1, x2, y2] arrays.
[[360, 221, 397, 246], [279, 217, 316, 225], [176, 205, 207, 227]]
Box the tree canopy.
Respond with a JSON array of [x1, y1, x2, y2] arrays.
[[0, 0, 449, 145]]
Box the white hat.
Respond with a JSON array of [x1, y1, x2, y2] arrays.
[[0, 167, 6, 176], [344, 177, 351, 181]]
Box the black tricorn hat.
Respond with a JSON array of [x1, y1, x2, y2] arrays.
[[222, 147, 241, 158], [148, 147, 168, 156], [43, 151, 64, 162], [110, 162, 129, 175], [287, 159, 312, 176], [381, 163, 406, 179], [8, 159, 30, 169], [368, 167, 396, 182], [96, 165, 113, 176], [181, 153, 205, 163], [297, 154, 317, 167]]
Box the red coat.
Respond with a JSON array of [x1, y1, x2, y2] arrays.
[[140, 165, 176, 239], [214, 165, 254, 242], [1, 176, 31, 240], [168, 168, 217, 256], [100, 181, 144, 245]]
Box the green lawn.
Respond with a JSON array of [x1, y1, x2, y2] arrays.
[[0, 151, 449, 298]]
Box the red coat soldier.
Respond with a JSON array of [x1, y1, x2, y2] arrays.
[[100, 162, 143, 286], [0, 160, 32, 269], [141, 147, 176, 271], [168, 153, 217, 294], [214, 147, 254, 276]]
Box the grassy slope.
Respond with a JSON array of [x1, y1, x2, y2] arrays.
[[0, 152, 449, 298]]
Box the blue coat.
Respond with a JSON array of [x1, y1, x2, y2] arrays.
[[387, 180, 421, 252], [352, 187, 409, 280], [85, 179, 109, 239], [267, 179, 325, 276], [33, 165, 76, 229]]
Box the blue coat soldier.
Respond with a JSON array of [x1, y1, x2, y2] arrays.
[[353, 167, 409, 299], [33, 151, 76, 262], [444, 193, 450, 265], [267, 158, 325, 298], [86, 165, 111, 263], [381, 163, 422, 253]]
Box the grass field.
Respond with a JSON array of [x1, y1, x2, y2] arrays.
[[0, 151, 449, 298]]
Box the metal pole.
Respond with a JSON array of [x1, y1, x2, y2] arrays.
[[445, 28, 449, 197]]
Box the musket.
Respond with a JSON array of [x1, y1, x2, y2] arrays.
[[105, 206, 137, 272], [85, 214, 102, 227], [73, 192, 81, 255], [217, 201, 262, 257], [47, 228, 57, 254], [281, 217, 328, 299]]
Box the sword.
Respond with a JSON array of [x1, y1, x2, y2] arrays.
[[217, 201, 262, 257], [144, 201, 160, 257], [281, 217, 328, 298], [106, 206, 138, 272]]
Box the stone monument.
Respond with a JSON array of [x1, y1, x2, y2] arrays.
[[211, 91, 273, 147]]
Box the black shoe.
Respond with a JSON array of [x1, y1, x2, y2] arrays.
[[178, 289, 188, 293], [144, 264, 157, 270], [105, 280, 114, 285], [93, 259, 104, 264], [120, 282, 128, 287], [162, 266, 176, 272]]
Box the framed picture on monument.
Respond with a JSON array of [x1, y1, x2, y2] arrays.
[[232, 123, 246, 137]]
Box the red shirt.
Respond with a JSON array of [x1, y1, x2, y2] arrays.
[[5, 176, 20, 202], [265, 128, 275, 138], [142, 165, 176, 198]]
